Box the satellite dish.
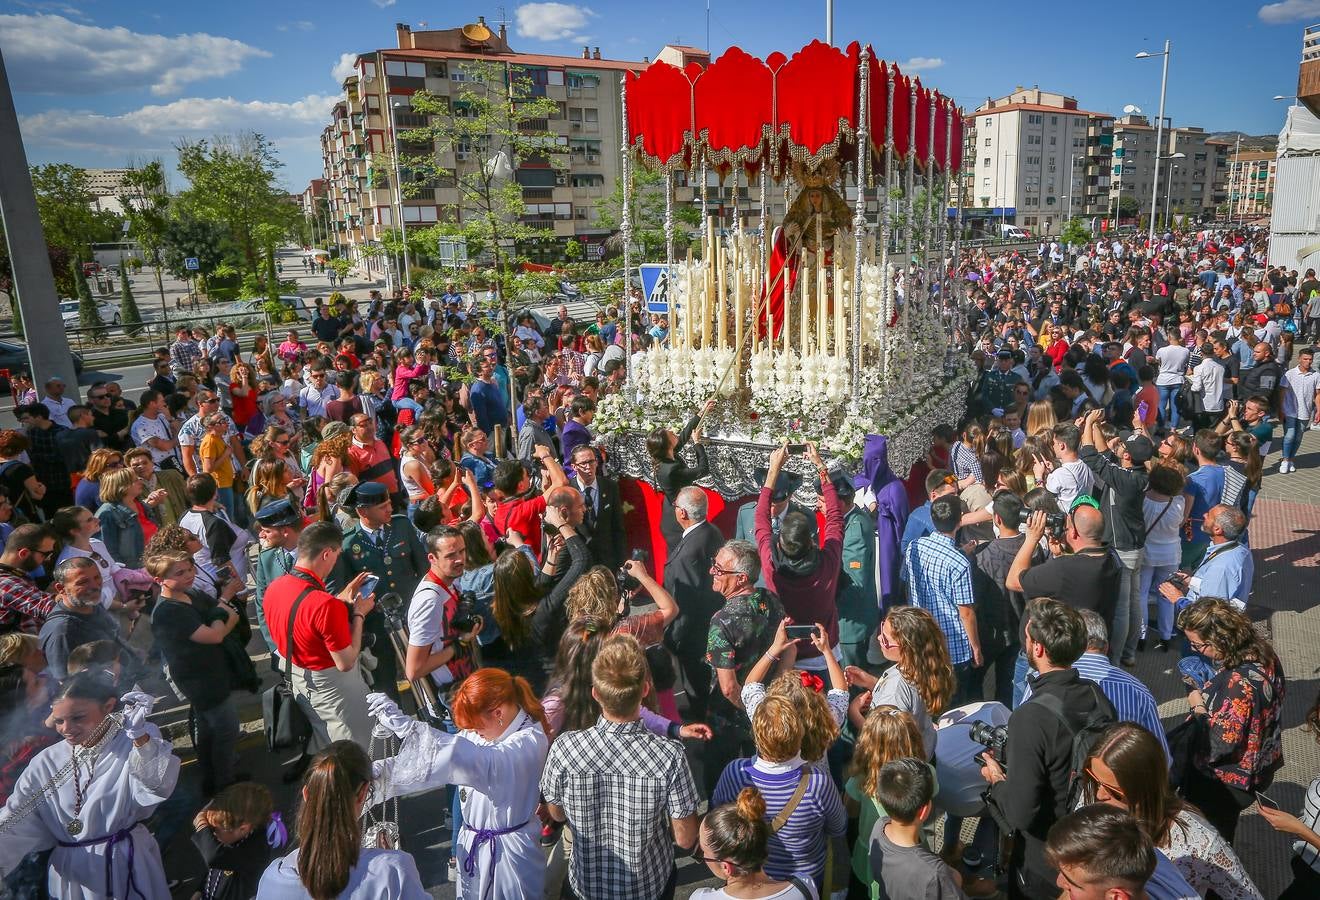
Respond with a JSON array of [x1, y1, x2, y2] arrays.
[[462, 22, 492, 43], [1123, 104, 1142, 115]]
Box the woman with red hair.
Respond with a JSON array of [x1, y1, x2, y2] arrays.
[[366, 669, 550, 899]]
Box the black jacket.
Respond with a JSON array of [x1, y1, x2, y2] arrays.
[[991, 668, 1116, 895], [1080, 446, 1150, 552], [662, 520, 725, 658], [580, 474, 625, 570], [654, 415, 709, 549]]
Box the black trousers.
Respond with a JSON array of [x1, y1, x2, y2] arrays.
[[1183, 766, 1258, 843], [1280, 856, 1320, 899]]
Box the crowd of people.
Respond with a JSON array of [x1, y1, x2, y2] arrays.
[[0, 227, 1316, 899]]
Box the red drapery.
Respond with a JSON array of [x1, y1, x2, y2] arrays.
[[775, 40, 859, 167], [625, 61, 693, 169], [933, 92, 949, 172], [694, 46, 773, 169]]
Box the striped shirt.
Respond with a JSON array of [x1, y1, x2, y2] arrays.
[[1023, 652, 1169, 762], [711, 757, 846, 883], [1297, 776, 1320, 873], [904, 533, 975, 665]]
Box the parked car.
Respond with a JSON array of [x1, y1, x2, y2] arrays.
[[0, 341, 84, 394], [59, 299, 120, 327]]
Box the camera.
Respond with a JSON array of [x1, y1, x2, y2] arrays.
[[1043, 511, 1069, 542], [617, 549, 650, 594], [450, 591, 481, 635], [969, 721, 1009, 756]]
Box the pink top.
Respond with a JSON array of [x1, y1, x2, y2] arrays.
[[391, 362, 428, 400]]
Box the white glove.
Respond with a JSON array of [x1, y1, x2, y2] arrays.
[[119, 691, 156, 739], [366, 692, 417, 739]]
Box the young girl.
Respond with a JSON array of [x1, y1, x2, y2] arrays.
[[192, 782, 285, 900], [845, 708, 929, 898]]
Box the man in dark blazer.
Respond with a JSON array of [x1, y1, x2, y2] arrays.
[[569, 444, 624, 569], [662, 484, 725, 720]]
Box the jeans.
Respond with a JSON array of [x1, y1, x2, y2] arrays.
[[1012, 650, 1031, 709], [215, 485, 236, 520], [1109, 547, 1144, 664], [1283, 416, 1310, 461], [1138, 561, 1179, 640], [1157, 382, 1181, 427], [195, 694, 240, 793]]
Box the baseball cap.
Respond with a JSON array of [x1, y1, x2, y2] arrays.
[[1119, 431, 1156, 464]]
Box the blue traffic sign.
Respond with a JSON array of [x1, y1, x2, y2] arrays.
[[639, 264, 673, 314], [184, 257, 200, 271]]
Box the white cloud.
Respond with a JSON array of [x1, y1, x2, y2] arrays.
[[370, 0, 397, 7], [516, 2, 596, 42], [332, 52, 359, 84], [901, 57, 944, 72], [1259, 0, 1320, 23], [19, 93, 340, 158], [277, 20, 316, 32], [0, 13, 269, 97]]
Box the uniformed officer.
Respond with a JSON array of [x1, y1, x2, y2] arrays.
[[832, 472, 878, 670], [335, 480, 428, 700], [252, 498, 303, 658]]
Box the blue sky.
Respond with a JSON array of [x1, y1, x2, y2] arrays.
[[1, 0, 1314, 190]]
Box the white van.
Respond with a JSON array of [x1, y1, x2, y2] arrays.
[[998, 224, 1029, 240]]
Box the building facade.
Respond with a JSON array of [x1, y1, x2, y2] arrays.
[[1300, 23, 1320, 118], [1110, 114, 1229, 225], [966, 87, 1113, 236], [1228, 150, 1276, 219]]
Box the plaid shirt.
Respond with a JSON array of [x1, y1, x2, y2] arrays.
[[0, 567, 57, 634], [904, 532, 975, 664], [170, 338, 202, 376], [540, 717, 698, 900]]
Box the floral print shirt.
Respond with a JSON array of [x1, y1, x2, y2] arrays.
[[1196, 655, 1285, 790]]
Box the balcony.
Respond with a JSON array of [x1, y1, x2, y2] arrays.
[[1301, 55, 1320, 117]]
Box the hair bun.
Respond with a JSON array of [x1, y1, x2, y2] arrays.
[[735, 786, 765, 822]]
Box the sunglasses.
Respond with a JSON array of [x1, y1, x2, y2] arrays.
[[1084, 764, 1126, 802]]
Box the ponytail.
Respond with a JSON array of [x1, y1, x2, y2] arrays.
[[297, 741, 369, 900], [510, 675, 550, 735], [703, 786, 770, 875], [452, 667, 551, 735]]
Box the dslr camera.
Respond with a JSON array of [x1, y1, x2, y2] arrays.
[[969, 720, 1009, 758], [1043, 510, 1069, 543], [617, 549, 650, 594], [450, 591, 482, 635]]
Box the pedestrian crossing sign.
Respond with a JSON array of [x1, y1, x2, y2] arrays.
[[639, 264, 673, 314]]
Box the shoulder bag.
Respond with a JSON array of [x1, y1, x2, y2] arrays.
[[262, 584, 316, 751]]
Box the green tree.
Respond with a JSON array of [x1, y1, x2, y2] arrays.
[[30, 164, 120, 261], [175, 133, 297, 274], [162, 212, 229, 300], [1059, 217, 1091, 247], [595, 166, 700, 261], [118, 160, 173, 317], [1117, 195, 1140, 219], [119, 268, 144, 336], [72, 260, 106, 341], [398, 61, 567, 366]]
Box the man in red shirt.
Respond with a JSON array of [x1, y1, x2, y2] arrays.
[[490, 444, 569, 561], [262, 520, 376, 750], [347, 413, 400, 503]]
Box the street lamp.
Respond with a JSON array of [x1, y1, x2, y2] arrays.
[[1136, 40, 1171, 250], [1157, 151, 1185, 230], [1274, 94, 1300, 107], [1065, 154, 1083, 226]]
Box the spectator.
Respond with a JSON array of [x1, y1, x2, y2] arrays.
[[0, 525, 58, 633], [1007, 501, 1121, 630], [404, 525, 485, 719], [979, 598, 1116, 898], [516, 394, 556, 463], [129, 390, 180, 472], [1045, 805, 1198, 900], [560, 396, 596, 470], [1176, 597, 1286, 842], [179, 390, 246, 480], [262, 521, 377, 750], [569, 444, 624, 569], [1042, 423, 1094, 509], [38, 558, 135, 680], [179, 473, 249, 589], [53, 405, 101, 473], [489, 450, 569, 564], [94, 468, 147, 568], [695, 787, 818, 900], [5, 418, 60, 520], [73, 447, 121, 512], [540, 633, 699, 900], [347, 413, 401, 502], [1158, 504, 1253, 612], [1257, 687, 1320, 898], [40, 376, 75, 429], [899, 469, 958, 559], [904, 495, 980, 701], [648, 401, 715, 549], [664, 485, 726, 722], [258, 741, 428, 898], [970, 490, 1038, 707], [468, 355, 508, 438], [1140, 464, 1187, 651], [1279, 345, 1320, 474], [1082, 722, 1261, 899], [867, 758, 967, 900]]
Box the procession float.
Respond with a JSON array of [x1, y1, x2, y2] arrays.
[[593, 40, 977, 558]]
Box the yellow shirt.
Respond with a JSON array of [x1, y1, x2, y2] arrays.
[[199, 432, 234, 488]]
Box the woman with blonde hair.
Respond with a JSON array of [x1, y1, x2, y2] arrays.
[[95, 468, 147, 567], [1023, 399, 1057, 437], [365, 669, 551, 899], [844, 606, 955, 760], [247, 459, 297, 517], [257, 740, 426, 899], [74, 447, 123, 511]]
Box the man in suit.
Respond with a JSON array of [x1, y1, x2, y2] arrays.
[[734, 468, 814, 587], [333, 481, 429, 701], [662, 485, 725, 720], [569, 444, 624, 569], [252, 499, 302, 659]]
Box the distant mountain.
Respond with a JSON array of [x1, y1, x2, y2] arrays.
[[1207, 131, 1278, 151]]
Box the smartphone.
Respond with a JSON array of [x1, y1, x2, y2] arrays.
[[784, 624, 817, 640], [358, 575, 380, 599], [1255, 791, 1280, 810], [786, 443, 808, 454], [1136, 400, 1150, 421]]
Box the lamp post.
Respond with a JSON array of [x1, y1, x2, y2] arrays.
[[1157, 151, 1185, 232], [1136, 40, 1171, 250], [1065, 154, 1082, 227]]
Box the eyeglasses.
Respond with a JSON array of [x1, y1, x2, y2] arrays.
[[1188, 638, 1210, 653], [1083, 765, 1126, 802], [275, 439, 292, 447], [199, 397, 218, 405], [709, 563, 742, 577], [30, 547, 54, 560]]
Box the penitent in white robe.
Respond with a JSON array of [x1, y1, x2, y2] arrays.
[[376, 710, 549, 900], [0, 722, 180, 900]]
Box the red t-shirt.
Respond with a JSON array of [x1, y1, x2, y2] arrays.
[[263, 568, 350, 670], [493, 494, 548, 561], [348, 439, 400, 493]]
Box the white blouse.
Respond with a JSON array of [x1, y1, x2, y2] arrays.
[[1164, 809, 1263, 900]]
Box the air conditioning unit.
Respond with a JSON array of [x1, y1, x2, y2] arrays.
[[571, 122, 581, 129], [455, 151, 470, 162], [555, 173, 568, 186]]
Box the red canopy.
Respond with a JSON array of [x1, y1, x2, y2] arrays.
[[623, 41, 961, 176]]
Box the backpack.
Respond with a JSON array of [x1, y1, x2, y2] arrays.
[[1029, 682, 1116, 811]]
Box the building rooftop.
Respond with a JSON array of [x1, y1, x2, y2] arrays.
[[974, 102, 1110, 118], [379, 46, 645, 71], [1232, 149, 1276, 162]]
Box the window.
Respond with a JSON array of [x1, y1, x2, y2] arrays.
[[385, 61, 406, 77], [548, 70, 565, 86], [983, 177, 991, 188], [363, 62, 376, 80], [406, 61, 425, 78], [1028, 114, 1042, 125], [985, 138, 992, 147], [1049, 136, 1056, 146], [983, 157, 991, 167], [985, 117, 992, 127], [1051, 116, 1058, 125], [451, 68, 471, 82]]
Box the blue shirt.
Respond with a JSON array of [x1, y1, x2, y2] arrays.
[[1183, 464, 1224, 531], [1147, 850, 1199, 900], [468, 379, 508, 436], [1181, 541, 1253, 609], [904, 532, 975, 665], [900, 501, 934, 562]]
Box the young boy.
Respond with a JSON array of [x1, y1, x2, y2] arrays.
[[869, 758, 969, 899]]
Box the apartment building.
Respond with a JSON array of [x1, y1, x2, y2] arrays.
[[966, 87, 1113, 235], [1110, 114, 1229, 224], [1228, 150, 1276, 219], [317, 19, 652, 271], [1300, 23, 1320, 117]]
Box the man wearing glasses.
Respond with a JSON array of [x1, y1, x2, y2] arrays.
[[298, 367, 339, 419], [177, 392, 246, 479], [0, 525, 58, 633]]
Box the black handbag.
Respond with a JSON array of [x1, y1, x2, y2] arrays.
[[262, 585, 316, 752], [1166, 713, 1207, 791]]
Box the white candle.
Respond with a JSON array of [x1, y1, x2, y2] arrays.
[[799, 249, 809, 353], [716, 240, 727, 351]]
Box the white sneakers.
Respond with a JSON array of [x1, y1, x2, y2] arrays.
[[1280, 460, 1295, 474]]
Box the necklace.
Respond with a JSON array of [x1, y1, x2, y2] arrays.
[[67, 714, 117, 836], [0, 711, 123, 838]]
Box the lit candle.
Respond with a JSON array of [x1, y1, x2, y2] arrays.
[[734, 242, 744, 371], [782, 260, 791, 354], [833, 234, 844, 360], [799, 249, 809, 353], [683, 248, 694, 349], [716, 239, 727, 351]]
